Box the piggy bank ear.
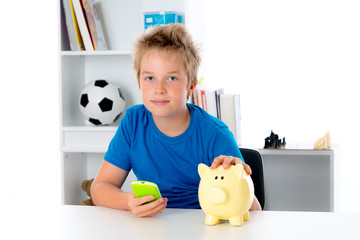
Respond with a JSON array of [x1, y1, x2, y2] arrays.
[[232, 164, 245, 179], [198, 163, 211, 178]]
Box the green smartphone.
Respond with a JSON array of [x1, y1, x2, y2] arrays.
[[131, 180, 162, 203]]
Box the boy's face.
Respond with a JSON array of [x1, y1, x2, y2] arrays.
[[139, 48, 194, 120]]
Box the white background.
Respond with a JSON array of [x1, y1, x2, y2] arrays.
[[0, 1, 60, 206], [203, 0, 360, 212], [0, 0, 359, 213]]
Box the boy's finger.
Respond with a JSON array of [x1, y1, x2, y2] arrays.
[[137, 198, 168, 217], [210, 155, 225, 168], [129, 191, 136, 198], [138, 195, 155, 205], [242, 162, 252, 175], [224, 156, 243, 168], [146, 198, 168, 217], [131, 194, 155, 208], [234, 158, 243, 165], [222, 156, 233, 168]]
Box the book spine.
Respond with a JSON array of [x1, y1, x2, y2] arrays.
[[200, 89, 207, 112], [233, 94, 241, 145], [69, 0, 85, 50], [215, 88, 224, 119], [220, 94, 241, 146], [81, 0, 108, 50], [62, 0, 84, 51], [205, 90, 217, 118], [72, 0, 94, 51]]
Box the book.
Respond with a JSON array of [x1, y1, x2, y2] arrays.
[[198, 89, 207, 112], [62, 0, 85, 51], [72, 0, 94, 51], [81, 0, 108, 50], [192, 87, 225, 119], [205, 89, 216, 117], [205, 88, 224, 118], [220, 94, 241, 145], [193, 87, 206, 111], [191, 88, 197, 105], [215, 88, 224, 119]]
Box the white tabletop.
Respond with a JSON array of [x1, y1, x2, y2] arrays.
[[2, 205, 360, 240]]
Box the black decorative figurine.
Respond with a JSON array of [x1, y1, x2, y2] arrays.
[[264, 131, 286, 149]]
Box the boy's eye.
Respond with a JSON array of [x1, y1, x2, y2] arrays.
[[168, 76, 176, 81], [146, 76, 154, 81]]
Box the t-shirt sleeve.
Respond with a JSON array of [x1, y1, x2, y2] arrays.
[[104, 111, 132, 172], [209, 126, 245, 162]]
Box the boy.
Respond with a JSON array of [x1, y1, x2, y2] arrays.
[[91, 23, 261, 217]]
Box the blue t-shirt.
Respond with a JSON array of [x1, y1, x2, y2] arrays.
[[104, 103, 243, 208]]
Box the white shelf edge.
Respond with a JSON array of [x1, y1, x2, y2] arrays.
[[62, 126, 118, 132], [241, 144, 335, 156], [61, 50, 132, 56], [258, 148, 334, 156], [61, 146, 108, 153]]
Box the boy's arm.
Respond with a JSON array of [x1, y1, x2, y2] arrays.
[[91, 160, 168, 217], [91, 160, 131, 210], [250, 195, 262, 211]]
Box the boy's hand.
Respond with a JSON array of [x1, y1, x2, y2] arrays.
[[128, 191, 168, 218], [211, 155, 252, 175]]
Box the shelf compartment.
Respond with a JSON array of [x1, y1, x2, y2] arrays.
[[62, 127, 117, 152], [61, 152, 136, 205], [260, 149, 335, 212], [60, 0, 144, 52], [60, 54, 142, 127]]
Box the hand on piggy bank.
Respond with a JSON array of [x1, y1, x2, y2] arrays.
[[198, 163, 254, 226]]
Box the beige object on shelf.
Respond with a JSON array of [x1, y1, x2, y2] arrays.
[[314, 131, 331, 149]]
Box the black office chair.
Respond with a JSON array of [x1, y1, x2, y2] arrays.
[[239, 148, 265, 210]]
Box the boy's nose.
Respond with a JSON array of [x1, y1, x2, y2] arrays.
[[154, 81, 166, 94]]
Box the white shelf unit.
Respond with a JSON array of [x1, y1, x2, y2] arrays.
[[58, 0, 195, 205], [258, 148, 337, 212]]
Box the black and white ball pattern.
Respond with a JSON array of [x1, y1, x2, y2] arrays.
[[79, 80, 126, 125]]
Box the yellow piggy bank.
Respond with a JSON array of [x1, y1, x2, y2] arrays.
[[198, 163, 254, 226]]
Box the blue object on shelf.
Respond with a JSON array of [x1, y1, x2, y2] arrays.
[[144, 11, 184, 30]]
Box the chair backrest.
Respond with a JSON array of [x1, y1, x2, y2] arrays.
[[240, 148, 265, 210]]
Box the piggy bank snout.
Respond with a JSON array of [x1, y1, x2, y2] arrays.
[[208, 187, 228, 204]]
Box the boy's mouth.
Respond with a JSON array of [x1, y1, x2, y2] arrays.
[[151, 100, 169, 106]]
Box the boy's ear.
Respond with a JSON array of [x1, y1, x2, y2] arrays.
[[187, 82, 197, 97]]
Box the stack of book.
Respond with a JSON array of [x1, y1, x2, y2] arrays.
[[191, 87, 241, 146], [62, 0, 108, 51]]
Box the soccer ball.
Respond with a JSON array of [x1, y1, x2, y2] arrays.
[[79, 80, 126, 126]]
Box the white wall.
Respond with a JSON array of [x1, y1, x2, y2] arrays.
[[204, 0, 360, 212], [0, 1, 60, 206]]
